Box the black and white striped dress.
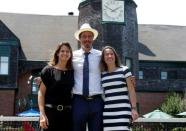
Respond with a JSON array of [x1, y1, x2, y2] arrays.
[[101, 66, 132, 131]]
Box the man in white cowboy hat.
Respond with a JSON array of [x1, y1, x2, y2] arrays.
[[72, 23, 104, 131]]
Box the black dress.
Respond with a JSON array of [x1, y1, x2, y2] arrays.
[[41, 66, 74, 131]]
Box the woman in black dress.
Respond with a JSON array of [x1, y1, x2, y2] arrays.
[[38, 42, 74, 131]]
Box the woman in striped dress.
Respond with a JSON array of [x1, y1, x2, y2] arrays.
[[100, 46, 139, 131]]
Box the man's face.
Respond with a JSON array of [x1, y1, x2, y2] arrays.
[[79, 31, 94, 52]]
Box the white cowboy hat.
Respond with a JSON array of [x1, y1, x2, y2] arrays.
[[74, 23, 98, 40]]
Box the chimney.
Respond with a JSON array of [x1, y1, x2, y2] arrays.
[[68, 12, 74, 16]]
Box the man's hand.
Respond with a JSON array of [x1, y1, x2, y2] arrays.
[[34, 77, 42, 86]]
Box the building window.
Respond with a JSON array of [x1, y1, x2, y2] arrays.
[[32, 79, 39, 95], [125, 57, 133, 70], [28, 75, 39, 95], [139, 71, 143, 79], [0, 56, 9, 75], [161, 71, 167, 80]]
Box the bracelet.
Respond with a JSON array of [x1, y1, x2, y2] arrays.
[[131, 107, 137, 110]]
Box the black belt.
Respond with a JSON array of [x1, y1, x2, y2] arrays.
[[73, 94, 102, 100], [45, 104, 71, 111]]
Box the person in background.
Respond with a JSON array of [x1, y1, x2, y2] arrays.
[[72, 23, 104, 131], [38, 42, 74, 131], [100, 46, 139, 131]]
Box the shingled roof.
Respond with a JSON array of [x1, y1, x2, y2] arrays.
[[1, 12, 186, 62], [138, 24, 186, 61], [0, 12, 78, 61]]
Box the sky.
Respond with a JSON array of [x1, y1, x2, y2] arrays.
[[0, 0, 186, 26]]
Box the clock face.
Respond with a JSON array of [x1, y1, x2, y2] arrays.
[[102, 0, 124, 23]]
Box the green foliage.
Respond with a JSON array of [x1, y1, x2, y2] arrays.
[[180, 100, 186, 112], [18, 127, 23, 131], [160, 92, 182, 115], [172, 127, 186, 131]]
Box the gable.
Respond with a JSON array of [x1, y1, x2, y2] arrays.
[[1, 12, 186, 62], [0, 20, 19, 41], [0, 12, 78, 61]]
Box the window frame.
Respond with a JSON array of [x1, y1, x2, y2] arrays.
[[125, 57, 133, 70], [161, 71, 167, 80], [139, 71, 143, 79], [0, 56, 9, 75]]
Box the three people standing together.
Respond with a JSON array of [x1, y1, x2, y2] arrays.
[[38, 23, 138, 131]]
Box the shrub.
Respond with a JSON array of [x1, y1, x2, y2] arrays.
[[172, 127, 186, 131], [160, 92, 182, 115], [180, 93, 186, 112]]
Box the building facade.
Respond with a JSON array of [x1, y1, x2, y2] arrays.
[[0, 11, 186, 115]]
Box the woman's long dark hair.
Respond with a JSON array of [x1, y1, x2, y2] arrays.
[[100, 46, 121, 72], [49, 42, 73, 70]]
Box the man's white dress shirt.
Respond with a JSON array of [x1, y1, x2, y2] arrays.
[[72, 48, 103, 96]]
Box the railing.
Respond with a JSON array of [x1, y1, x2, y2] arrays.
[[133, 118, 186, 131], [0, 116, 39, 131], [0, 117, 186, 131]]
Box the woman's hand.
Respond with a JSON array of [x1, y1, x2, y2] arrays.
[[131, 108, 139, 122], [39, 113, 49, 129]]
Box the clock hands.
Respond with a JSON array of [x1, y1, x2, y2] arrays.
[[112, 6, 122, 12], [104, 5, 122, 12], [104, 5, 114, 11]]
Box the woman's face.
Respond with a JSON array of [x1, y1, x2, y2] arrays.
[[104, 48, 116, 66], [57, 45, 71, 62]]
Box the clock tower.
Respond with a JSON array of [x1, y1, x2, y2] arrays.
[[78, 0, 138, 76]]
